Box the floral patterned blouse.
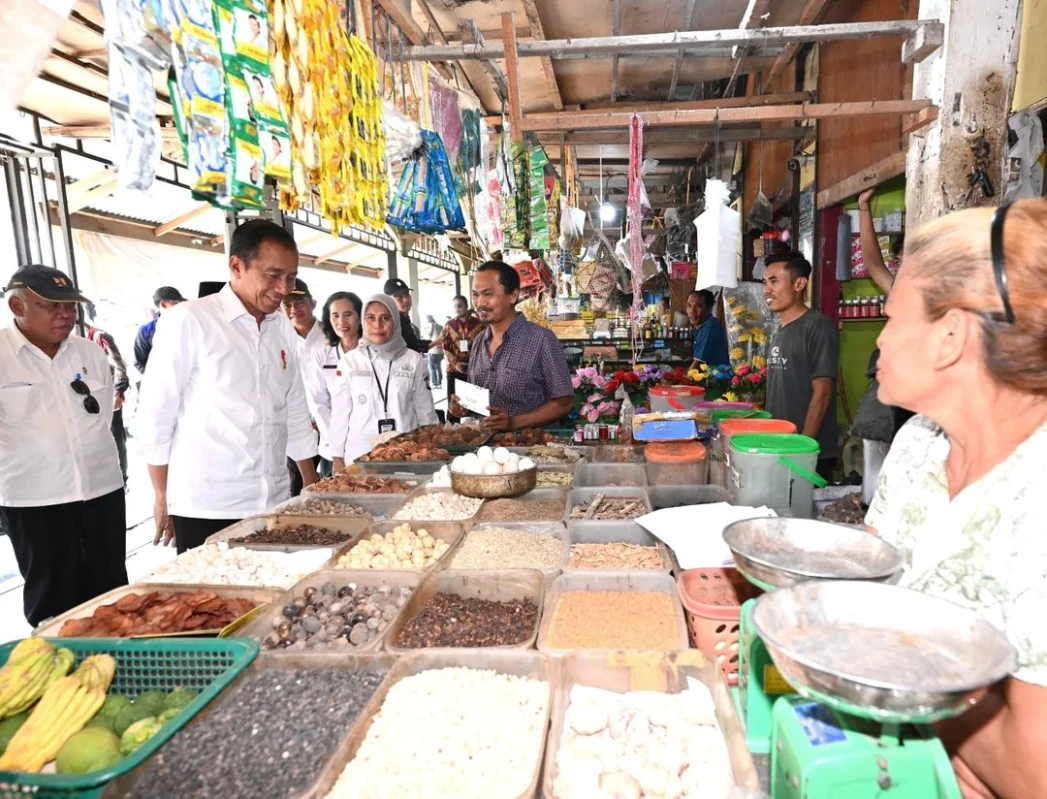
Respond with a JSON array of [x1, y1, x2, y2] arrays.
[[865, 415, 1047, 686]]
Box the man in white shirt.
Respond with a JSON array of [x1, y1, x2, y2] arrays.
[[137, 219, 319, 553], [0, 265, 128, 625], [282, 278, 324, 496]]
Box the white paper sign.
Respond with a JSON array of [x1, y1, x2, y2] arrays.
[[455, 380, 491, 417], [636, 502, 777, 569]]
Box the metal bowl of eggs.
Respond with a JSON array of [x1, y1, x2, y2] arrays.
[[449, 446, 539, 498]]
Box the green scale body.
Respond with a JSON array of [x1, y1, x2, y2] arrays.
[[735, 597, 796, 754]]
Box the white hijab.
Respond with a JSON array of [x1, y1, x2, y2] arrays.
[[359, 294, 408, 361]]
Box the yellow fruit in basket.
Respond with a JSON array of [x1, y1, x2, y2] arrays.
[[55, 728, 121, 774]]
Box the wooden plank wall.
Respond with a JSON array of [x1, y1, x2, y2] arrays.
[[816, 0, 917, 195]]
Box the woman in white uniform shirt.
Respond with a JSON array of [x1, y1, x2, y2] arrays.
[[330, 294, 437, 471], [305, 291, 362, 477]]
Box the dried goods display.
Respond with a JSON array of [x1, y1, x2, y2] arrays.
[[358, 440, 452, 463], [394, 594, 538, 648], [393, 493, 483, 521], [370, 423, 488, 454], [450, 447, 536, 476], [145, 543, 330, 588], [129, 669, 386, 798], [478, 497, 564, 523], [449, 527, 562, 570], [261, 580, 411, 650], [598, 446, 646, 463], [819, 491, 866, 525], [304, 474, 418, 494], [570, 493, 647, 520], [551, 684, 736, 799], [269, 0, 386, 230], [57, 591, 258, 637], [521, 445, 585, 464], [328, 668, 549, 799], [275, 497, 373, 516], [429, 465, 453, 488], [545, 591, 680, 650], [334, 524, 451, 570], [568, 543, 663, 570], [228, 523, 354, 547], [0, 652, 115, 773], [492, 429, 562, 447], [537, 470, 575, 488]]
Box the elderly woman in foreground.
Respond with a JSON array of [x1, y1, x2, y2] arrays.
[[865, 199, 1047, 798]]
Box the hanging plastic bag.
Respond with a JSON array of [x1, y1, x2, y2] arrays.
[[558, 195, 586, 252], [387, 130, 466, 233], [694, 178, 740, 289]]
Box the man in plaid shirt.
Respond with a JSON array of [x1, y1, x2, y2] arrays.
[[466, 262, 574, 432], [430, 295, 482, 422]]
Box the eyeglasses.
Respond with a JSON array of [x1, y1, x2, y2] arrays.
[[990, 204, 1016, 324], [70, 379, 100, 415]]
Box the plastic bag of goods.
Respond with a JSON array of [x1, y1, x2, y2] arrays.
[[383, 99, 423, 164], [558, 196, 586, 252], [694, 178, 740, 289]]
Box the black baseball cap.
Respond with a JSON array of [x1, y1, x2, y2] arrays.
[[5, 265, 90, 303], [288, 278, 311, 297], [383, 278, 412, 296], [153, 286, 185, 305]]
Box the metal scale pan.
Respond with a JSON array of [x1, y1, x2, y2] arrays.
[[722, 517, 905, 591], [751, 580, 1016, 723]]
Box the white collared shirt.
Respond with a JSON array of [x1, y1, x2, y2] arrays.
[[136, 284, 318, 519], [304, 342, 349, 460], [328, 345, 437, 463], [0, 322, 122, 506], [296, 318, 327, 363]]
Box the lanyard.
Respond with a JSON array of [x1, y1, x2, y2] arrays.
[[367, 350, 392, 417]]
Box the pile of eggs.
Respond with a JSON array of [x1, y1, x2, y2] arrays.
[[451, 446, 537, 476]]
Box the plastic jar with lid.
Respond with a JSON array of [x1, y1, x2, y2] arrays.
[[645, 440, 708, 486]]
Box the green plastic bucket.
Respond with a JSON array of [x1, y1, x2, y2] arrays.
[[726, 433, 824, 517]]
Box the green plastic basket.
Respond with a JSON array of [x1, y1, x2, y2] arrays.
[[0, 637, 258, 799]]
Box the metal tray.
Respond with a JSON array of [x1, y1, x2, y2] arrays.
[[752, 580, 1017, 724], [564, 523, 672, 573], [33, 584, 281, 639], [272, 493, 407, 520], [326, 519, 465, 574], [449, 522, 567, 581], [302, 471, 429, 495], [535, 464, 578, 490], [356, 460, 447, 475], [474, 487, 568, 525], [324, 649, 556, 799], [507, 445, 591, 466], [537, 571, 689, 656], [648, 484, 730, 510], [102, 651, 400, 799], [238, 569, 425, 653], [574, 462, 648, 488], [564, 487, 652, 535], [204, 514, 371, 553], [386, 486, 486, 524], [722, 517, 904, 591], [541, 652, 761, 797], [384, 569, 545, 653]]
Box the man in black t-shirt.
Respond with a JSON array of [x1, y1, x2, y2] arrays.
[[763, 252, 840, 480]]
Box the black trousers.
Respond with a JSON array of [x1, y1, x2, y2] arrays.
[[171, 516, 241, 555], [112, 408, 127, 485], [0, 489, 128, 627], [446, 371, 468, 424]]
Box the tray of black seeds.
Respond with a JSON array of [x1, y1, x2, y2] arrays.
[[241, 571, 421, 652], [386, 570, 544, 653], [105, 653, 395, 799], [206, 514, 371, 552]]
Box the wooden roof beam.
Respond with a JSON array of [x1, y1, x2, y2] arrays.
[[460, 21, 508, 102], [610, 0, 623, 103], [723, 0, 771, 98], [502, 12, 523, 142], [154, 203, 212, 237], [415, 0, 487, 109], [401, 20, 942, 61], [372, 0, 453, 81], [667, 0, 700, 102], [543, 125, 808, 145], [521, 0, 563, 110], [315, 240, 366, 265], [765, 0, 833, 86], [43, 124, 181, 141], [521, 99, 934, 132]]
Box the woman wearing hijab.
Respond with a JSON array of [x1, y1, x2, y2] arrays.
[[304, 292, 363, 477], [329, 294, 437, 471]]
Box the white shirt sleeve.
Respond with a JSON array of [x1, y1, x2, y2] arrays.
[[305, 346, 332, 444], [413, 354, 438, 427], [136, 308, 191, 466], [285, 341, 319, 462], [328, 354, 354, 459]]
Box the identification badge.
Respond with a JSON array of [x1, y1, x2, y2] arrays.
[[378, 418, 397, 434], [458, 339, 469, 353]]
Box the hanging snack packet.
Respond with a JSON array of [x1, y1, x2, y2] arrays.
[[260, 122, 291, 182]]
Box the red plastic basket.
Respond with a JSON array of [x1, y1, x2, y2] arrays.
[[677, 568, 762, 685]]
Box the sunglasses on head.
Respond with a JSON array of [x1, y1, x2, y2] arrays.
[[990, 204, 1017, 324], [70, 379, 100, 415]]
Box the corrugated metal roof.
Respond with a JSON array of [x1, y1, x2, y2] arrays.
[[85, 182, 225, 236]]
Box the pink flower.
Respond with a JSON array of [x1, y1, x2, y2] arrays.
[[593, 375, 607, 389], [571, 376, 582, 389], [748, 373, 763, 385], [581, 403, 594, 415], [588, 393, 604, 403], [586, 408, 600, 422], [735, 364, 751, 377], [731, 376, 741, 387]]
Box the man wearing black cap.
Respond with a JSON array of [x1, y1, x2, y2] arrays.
[[0, 265, 128, 625], [383, 277, 426, 353], [134, 285, 185, 374]]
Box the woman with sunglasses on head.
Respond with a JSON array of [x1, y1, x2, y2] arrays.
[[328, 294, 437, 472], [304, 292, 363, 477], [866, 199, 1047, 799]]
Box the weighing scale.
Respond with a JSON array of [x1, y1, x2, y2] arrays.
[[722, 518, 1016, 799]]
